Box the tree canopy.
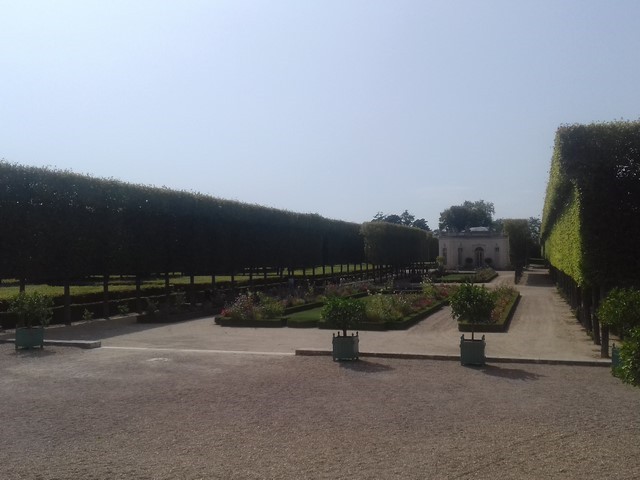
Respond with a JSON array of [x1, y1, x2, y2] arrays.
[[371, 210, 430, 231], [438, 200, 495, 232], [500, 218, 540, 265]]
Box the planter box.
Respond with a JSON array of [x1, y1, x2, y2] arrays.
[[332, 333, 359, 361], [15, 326, 45, 350], [460, 334, 486, 366]]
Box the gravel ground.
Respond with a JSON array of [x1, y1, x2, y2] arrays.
[[1, 343, 639, 479]]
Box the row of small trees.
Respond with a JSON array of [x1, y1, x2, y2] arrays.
[[541, 121, 640, 366], [0, 162, 436, 283]]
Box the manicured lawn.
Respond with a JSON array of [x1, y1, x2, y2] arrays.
[[0, 265, 378, 301]]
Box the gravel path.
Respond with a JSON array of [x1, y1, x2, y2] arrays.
[[1, 344, 639, 479]]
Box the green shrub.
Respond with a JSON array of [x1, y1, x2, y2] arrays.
[[8, 291, 54, 328], [117, 303, 130, 315], [82, 308, 94, 321], [450, 283, 496, 327], [365, 294, 403, 323], [614, 327, 640, 387], [257, 292, 285, 319], [321, 296, 365, 336], [598, 287, 640, 337]]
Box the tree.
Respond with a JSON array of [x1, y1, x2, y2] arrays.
[[371, 210, 430, 231], [501, 219, 530, 266], [439, 200, 495, 232], [400, 210, 415, 226], [411, 218, 429, 231]]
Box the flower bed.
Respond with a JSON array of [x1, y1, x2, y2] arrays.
[[457, 285, 520, 333], [215, 283, 455, 329]]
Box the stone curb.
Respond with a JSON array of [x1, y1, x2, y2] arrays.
[[0, 338, 101, 349], [295, 349, 612, 367]]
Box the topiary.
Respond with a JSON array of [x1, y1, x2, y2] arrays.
[[321, 296, 365, 337], [449, 282, 496, 339]]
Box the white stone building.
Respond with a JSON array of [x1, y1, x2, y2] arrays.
[[438, 227, 510, 270]]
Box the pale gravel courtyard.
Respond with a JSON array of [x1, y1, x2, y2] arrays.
[[1, 268, 639, 479], [1, 344, 639, 480]]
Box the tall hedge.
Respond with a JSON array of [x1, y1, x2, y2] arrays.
[[0, 162, 364, 280], [360, 222, 431, 266], [541, 121, 640, 287]]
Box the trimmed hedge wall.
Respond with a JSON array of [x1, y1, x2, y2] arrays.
[[541, 121, 640, 287], [360, 222, 431, 266], [0, 162, 365, 279]]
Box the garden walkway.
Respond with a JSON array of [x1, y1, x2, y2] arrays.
[[11, 268, 608, 364]]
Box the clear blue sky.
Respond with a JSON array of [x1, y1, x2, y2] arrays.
[[3, 1, 640, 229]]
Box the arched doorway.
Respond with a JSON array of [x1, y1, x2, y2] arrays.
[[475, 247, 484, 268]]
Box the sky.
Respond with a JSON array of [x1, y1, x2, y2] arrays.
[[2, 1, 640, 230]]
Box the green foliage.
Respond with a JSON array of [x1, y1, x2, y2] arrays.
[[365, 294, 410, 323], [597, 287, 640, 336], [0, 162, 365, 279], [541, 121, 640, 286], [256, 292, 285, 319], [541, 153, 585, 285], [8, 291, 54, 328], [117, 303, 130, 315], [613, 327, 640, 387], [361, 221, 431, 266], [321, 296, 365, 336], [502, 218, 537, 266], [82, 308, 94, 321], [439, 200, 495, 232], [449, 283, 496, 324], [372, 210, 430, 231]]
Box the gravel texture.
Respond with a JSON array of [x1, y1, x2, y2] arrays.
[[1, 344, 639, 479]]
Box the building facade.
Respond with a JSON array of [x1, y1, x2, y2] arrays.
[[438, 228, 510, 270]]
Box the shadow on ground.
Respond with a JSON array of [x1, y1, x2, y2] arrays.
[[8, 348, 58, 359], [523, 270, 554, 287], [339, 359, 395, 373], [480, 364, 544, 381]]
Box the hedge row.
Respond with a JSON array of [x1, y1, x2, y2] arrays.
[[0, 162, 433, 281], [541, 121, 640, 287]]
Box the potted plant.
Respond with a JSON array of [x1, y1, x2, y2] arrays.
[[8, 291, 54, 350], [449, 282, 496, 366], [321, 296, 365, 361]]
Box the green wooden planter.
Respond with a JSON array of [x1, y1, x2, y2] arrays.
[[15, 326, 45, 350], [332, 333, 359, 361], [460, 334, 485, 366]]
